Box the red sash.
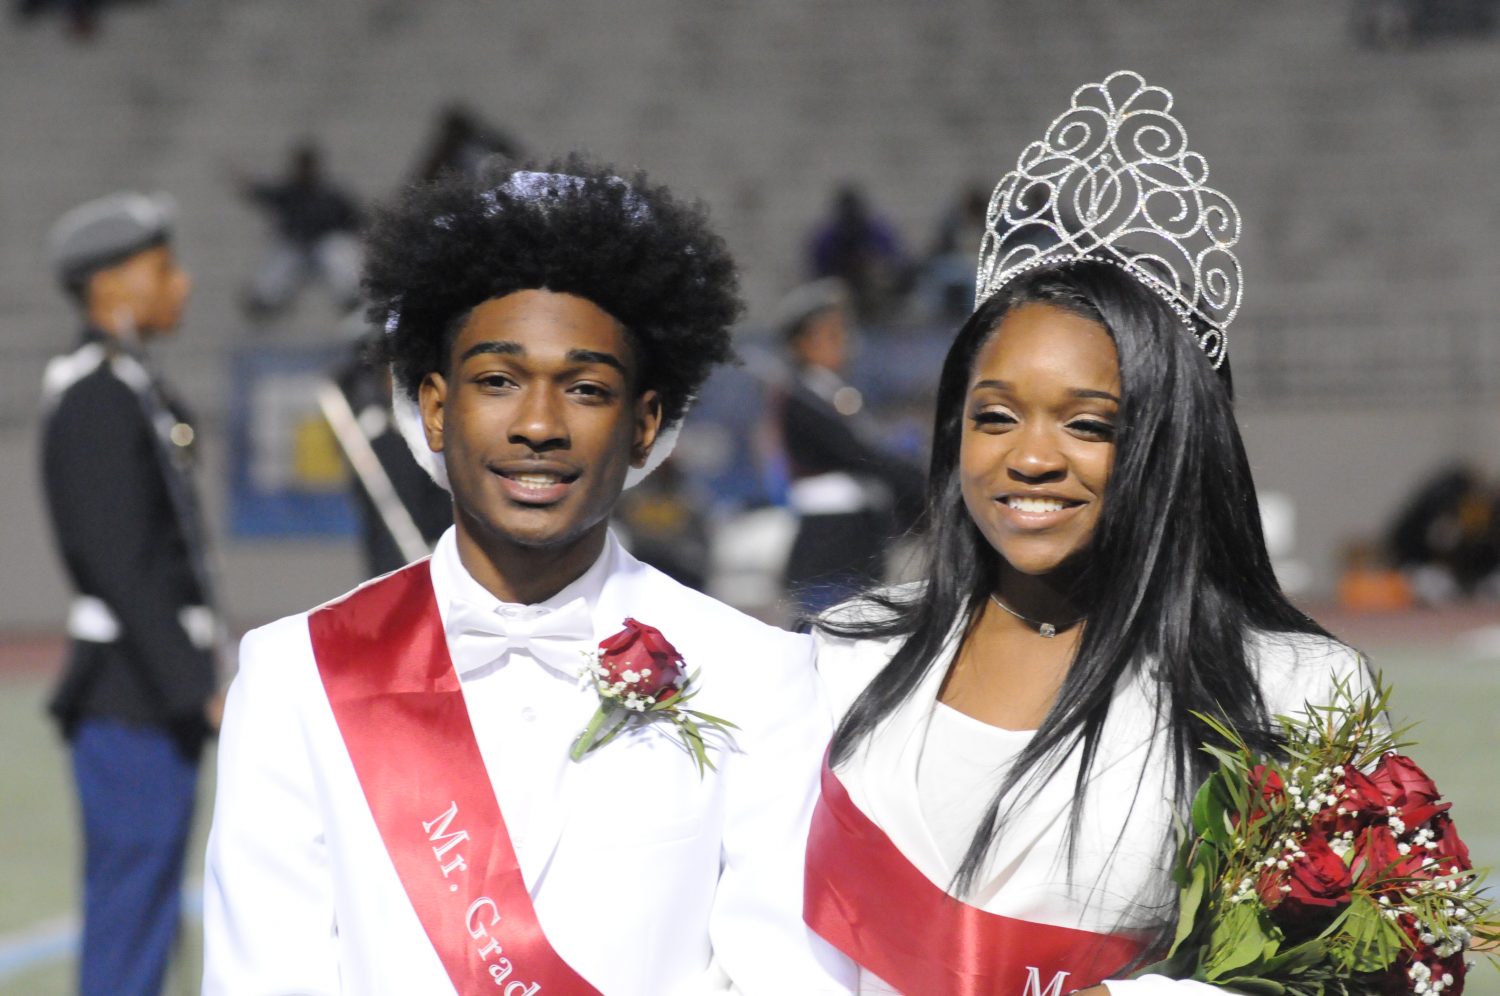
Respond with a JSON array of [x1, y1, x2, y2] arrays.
[[805, 761, 1149, 995], [309, 562, 601, 996]]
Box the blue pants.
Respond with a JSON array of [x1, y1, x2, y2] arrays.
[[71, 718, 199, 996]]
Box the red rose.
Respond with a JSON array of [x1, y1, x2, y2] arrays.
[[1352, 825, 1435, 890], [1427, 813, 1473, 875], [1370, 753, 1449, 830], [1239, 764, 1286, 826], [1258, 834, 1353, 923], [1312, 768, 1389, 838], [595, 618, 686, 702]]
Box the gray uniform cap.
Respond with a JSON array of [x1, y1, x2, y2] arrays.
[[48, 192, 176, 290]]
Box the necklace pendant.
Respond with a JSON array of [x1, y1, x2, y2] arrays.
[[1039, 623, 1057, 638]]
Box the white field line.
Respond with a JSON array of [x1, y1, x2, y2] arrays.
[[0, 882, 202, 982]]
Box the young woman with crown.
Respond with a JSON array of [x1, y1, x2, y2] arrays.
[[803, 71, 1371, 994]]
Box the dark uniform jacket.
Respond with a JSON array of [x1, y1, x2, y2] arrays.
[[40, 329, 216, 744], [778, 365, 925, 593]]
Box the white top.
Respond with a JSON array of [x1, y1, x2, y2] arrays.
[[816, 605, 1372, 996], [204, 528, 856, 995], [915, 704, 1033, 872]]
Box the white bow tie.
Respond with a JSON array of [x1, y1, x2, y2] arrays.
[[446, 596, 596, 678]]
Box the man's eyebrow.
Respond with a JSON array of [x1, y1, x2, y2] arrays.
[[458, 340, 524, 362], [457, 341, 629, 378], [566, 348, 628, 377]]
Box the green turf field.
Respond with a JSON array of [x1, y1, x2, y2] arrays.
[[2, 628, 1497, 994]]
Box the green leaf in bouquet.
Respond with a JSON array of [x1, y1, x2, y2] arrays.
[[1191, 772, 1238, 849], [1256, 939, 1328, 974], [1204, 900, 1277, 977], [1329, 896, 1404, 973], [1168, 860, 1210, 957], [1214, 977, 1288, 995]]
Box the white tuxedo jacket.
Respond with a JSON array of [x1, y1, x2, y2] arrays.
[[815, 615, 1369, 996], [204, 534, 854, 995]]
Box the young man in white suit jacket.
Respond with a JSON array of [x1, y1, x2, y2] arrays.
[[203, 157, 855, 996]]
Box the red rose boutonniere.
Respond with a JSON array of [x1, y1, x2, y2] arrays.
[[569, 618, 737, 775]]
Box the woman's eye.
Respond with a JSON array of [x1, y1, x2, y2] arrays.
[[1070, 418, 1115, 439], [971, 410, 1017, 428]]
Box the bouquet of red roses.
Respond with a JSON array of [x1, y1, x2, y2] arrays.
[[1139, 677, 1496, 994]]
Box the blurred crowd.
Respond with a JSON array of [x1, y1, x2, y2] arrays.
[[1338, 462, 1500, 611], [201, 104, 999, 622]]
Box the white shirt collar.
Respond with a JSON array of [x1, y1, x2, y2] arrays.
[[428, 526, 616, 677]]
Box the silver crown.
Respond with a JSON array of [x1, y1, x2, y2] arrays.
[[975, 70, 1241, 367]]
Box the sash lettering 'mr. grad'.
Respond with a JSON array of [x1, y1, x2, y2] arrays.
[[423, 800, 470, 879]]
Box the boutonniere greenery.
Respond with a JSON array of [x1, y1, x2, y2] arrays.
[[571, 618, 737, 776]]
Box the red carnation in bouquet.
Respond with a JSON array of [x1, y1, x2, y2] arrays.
[[570, 618, 737, 775], [1136, 676, 1496, 994]]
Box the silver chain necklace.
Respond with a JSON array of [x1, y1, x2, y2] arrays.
[[988, 593, 1077, 639]]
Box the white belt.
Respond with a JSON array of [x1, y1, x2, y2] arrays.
[[68, 596, 217, 651], [787, 472, 874, 515]]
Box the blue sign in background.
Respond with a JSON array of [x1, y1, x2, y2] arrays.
[[227, 344, 359, 539]]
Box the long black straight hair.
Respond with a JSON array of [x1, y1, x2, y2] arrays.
[[822, 258, 1333, 896]]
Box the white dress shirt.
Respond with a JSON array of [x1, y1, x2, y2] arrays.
[[433, 529, 611, 888], [204, 528, 855, 995]]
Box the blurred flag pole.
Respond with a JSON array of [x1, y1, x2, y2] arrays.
[[316, 380, 430, 564]]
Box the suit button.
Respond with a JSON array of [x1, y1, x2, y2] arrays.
[[520, 706, 537, 722]]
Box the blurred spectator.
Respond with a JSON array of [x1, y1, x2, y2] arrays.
[[614, 459, 713, 591], [12, 0, 140, 40], [915, 182, 989, 320], [767, 279, 926, 617], [807, 184, 911, 323], [410, 103, 525, 183], [40, 192, 222, 995], [1386, 462, 1500, 600], [322, 333, 452, 578], [233, 142, 364, 324], [1351, 0, 1499, 47]]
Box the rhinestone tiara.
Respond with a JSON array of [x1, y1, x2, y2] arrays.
[[975, 70, 1242, 367]]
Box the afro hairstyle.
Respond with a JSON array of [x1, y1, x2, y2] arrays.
[[365, 155, 741, 429]]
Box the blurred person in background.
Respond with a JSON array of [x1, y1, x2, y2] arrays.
[[204, 157, 854, 995], [410, 102, 526, 183], [807, 184, 911, 324], [1385, 461, 1500, 601], [11, 0, 136, 40], [771, 278, 925, 618], [40, 192, 223, 996], [232, 141, 365, 324], [915, 182, 989, 321], [321, 331, 453, 578], [612, 456, 713, 591]]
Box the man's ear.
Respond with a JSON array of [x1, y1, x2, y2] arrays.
[[630, 389, 663, 468], [417, 372, 448, 453]]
